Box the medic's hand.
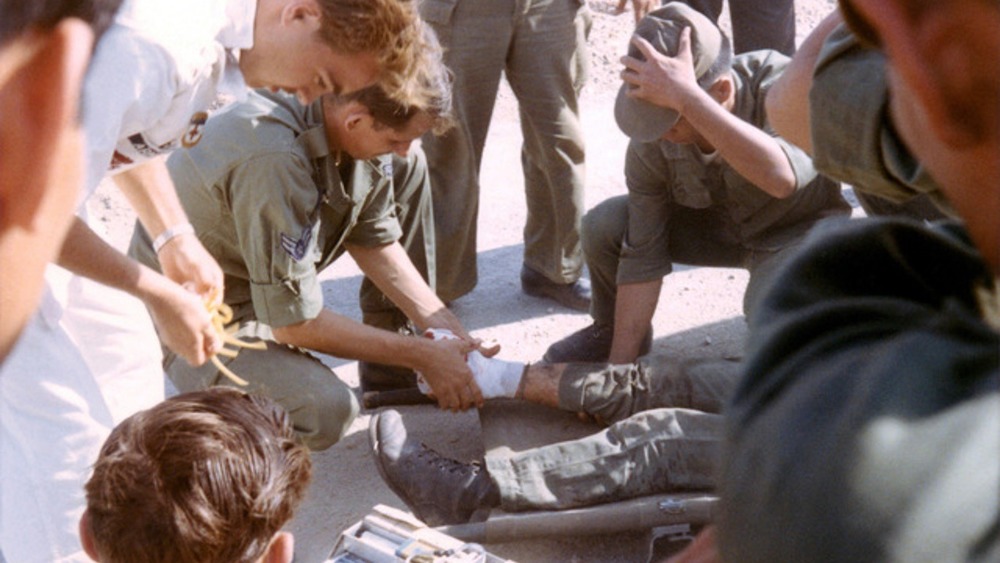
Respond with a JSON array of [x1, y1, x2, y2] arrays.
[[415, 337, 484, 412], [142, 274, 221, 366], [156, 232, 225, 303]]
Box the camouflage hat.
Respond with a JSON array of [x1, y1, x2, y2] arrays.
[[614, 2, 725, 142]]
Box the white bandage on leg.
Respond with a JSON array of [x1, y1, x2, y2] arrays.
[[417, 329, 525, 399], [467, 351, 524, 399]]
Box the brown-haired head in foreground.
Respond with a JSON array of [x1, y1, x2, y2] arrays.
[[316, 0, 435, 108], [83, 388, 312, 563], [333, 24, 455, 136]]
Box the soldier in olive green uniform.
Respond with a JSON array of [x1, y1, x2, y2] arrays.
[[544, 3, 849, 364], [364, 5, 848, 525], [131, 83, 488, 450]]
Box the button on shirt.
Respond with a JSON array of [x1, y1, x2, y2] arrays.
[[133, 90, 401, 329], [81, 0, 254, 198]]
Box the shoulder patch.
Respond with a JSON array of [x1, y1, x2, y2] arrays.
[[280, 226, 313, 261]]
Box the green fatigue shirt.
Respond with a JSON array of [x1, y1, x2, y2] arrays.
[[132, 90, 401, 328], [618, 50, 848, 284], [721, 217, 999, 561], [810, 24, 953, 215]]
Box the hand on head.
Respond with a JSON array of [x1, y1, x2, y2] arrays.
[[621, 26, 701, 111]]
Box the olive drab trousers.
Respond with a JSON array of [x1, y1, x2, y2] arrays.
[[487, 355, 738, 511], [419, 0, 591, 301]]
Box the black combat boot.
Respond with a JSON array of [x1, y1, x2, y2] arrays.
[[520, 265, 592, 312], [369, 410, 500, 526]]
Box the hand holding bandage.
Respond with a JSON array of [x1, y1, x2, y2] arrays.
[[204, 290, 266, 386], [416, 329, 525, 400]]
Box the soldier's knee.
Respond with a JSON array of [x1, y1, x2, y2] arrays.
[[582, 196, 628, 255], [296, 384, 360, 451]]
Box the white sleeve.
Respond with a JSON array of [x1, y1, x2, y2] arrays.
[[81, 24, 177, 199]]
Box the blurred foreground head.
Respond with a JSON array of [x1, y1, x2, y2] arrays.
[[82, 387, 312, 563], [0, 0, 122, 362], [839, 0, 1000, 272]]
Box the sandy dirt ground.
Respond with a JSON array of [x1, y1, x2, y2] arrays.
[[88, 1, 839, 560]]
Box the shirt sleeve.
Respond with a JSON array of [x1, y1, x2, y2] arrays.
[[228, 152, 326, 328], [809, 25, 947, 208], [344, 158, 402, 247], [618, 141, 678, 284], [81, 24, 177, 198]]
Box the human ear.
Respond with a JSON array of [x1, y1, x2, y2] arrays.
[[910, 4, 1000, 146], [0, 19, 93, 228], [280, 0, 322, 28], [344, 109, 371, 132], [262, 531, 295, 563], [78, 510, 101, 561], [706, 76, 733, 106]]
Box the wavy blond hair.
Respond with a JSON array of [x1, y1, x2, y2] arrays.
[[331, 23, 455, 136], [316, 0, 437, 108]]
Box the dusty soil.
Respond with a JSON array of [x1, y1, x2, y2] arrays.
[[89, 1, 840, 561]]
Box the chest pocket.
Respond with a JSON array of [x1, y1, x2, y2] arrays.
[[295, 127, 352, 265], [669, 158, 714, 209]]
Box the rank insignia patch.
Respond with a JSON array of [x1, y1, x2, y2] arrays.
[[280, 226, 313, 261]]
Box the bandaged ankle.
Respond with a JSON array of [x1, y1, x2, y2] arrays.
[[416, 329, 525, 399], [467, 352, 525, 399]]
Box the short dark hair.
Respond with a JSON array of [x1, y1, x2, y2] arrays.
[[0, 0, 122, 47], [344, 78, 454, 135], [84, 388, 312, 563]]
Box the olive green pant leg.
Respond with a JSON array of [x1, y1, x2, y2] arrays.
[[485, 353, 735, 511], [165, 325, 358, 452], [420, 0, 589, 297], [580, 195, 629, 325], [513, 0, 589, 283], [486, 408, 721, 511], [557, 355, 741, 424], [583, 194, 783, 327], [418, 0, 512, 301]]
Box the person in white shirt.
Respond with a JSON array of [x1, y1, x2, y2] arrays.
[[1, 1, 432, 560], [1, 2, 121, 561], [0, 0, 120, 363]]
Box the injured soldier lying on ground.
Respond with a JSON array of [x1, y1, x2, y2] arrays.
[[369, 349, 738, 526]]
